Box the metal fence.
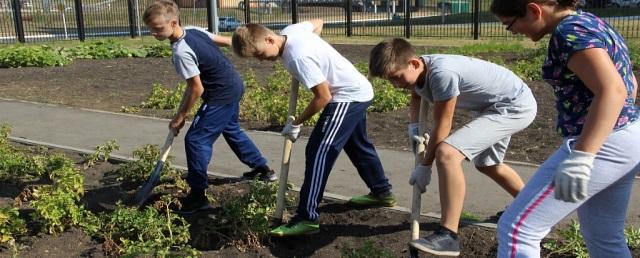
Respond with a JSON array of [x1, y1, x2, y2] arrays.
[[1, 0, 639, 43]]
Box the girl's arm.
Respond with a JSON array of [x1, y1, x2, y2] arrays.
[[568, 48, 628, 154]]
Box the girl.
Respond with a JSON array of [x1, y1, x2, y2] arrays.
[[490, 0, 640, 257]]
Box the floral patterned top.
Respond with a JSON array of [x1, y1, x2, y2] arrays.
[[542, 10, 638, 137]]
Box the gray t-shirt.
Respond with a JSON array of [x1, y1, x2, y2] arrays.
[[415, 54, 528, 111]]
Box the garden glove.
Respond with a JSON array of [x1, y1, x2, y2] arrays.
[[408, 123, 419, 153], [554, 149, 595, 203], [409, 165, 432, 193], [281, 116, 301, 142]]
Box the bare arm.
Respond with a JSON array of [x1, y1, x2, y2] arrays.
[[292, 81, 332, 125], [307, 19, 324, 35], [170, 76, 204, 134], [422, 97, 456, 166], [568, 48, 627, 154], [212, 35, 232, 48]]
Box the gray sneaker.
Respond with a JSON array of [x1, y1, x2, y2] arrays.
[[409, 228, 460, 256]]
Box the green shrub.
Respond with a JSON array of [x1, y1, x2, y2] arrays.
[[542, 220, 588, 258], [142, 43, 173, 58], [240, 65, 317, 125], [0, 45, 71, 68], [354, 62, 410, 112], [83, 140, 120, 168], [341, 240, 394, 258], [0, 206, 27, 256], [100, 204, 199, 257], [63, 39, 146, 59], [219, 180, 292, 248], [118, 144, 175, 183]]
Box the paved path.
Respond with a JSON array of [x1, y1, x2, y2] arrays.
[[2, 98, 640, 227]]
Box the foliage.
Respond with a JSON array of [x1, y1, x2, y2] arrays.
[[542, 220, 589, 258], [29, 154, 96, 234], [99, 203, 199, 257], [0, 45, 71, 68], [240, 65, 317, 125], [354, 62, 410, 112], [141, 83, 185, 110], [118, 144, 175, 183], [83, 140, 120, 168], [62, 39, 146, 59], [219, 180, 292, 249], [142, 43, 173, 58], [0, 206, 27, 256], [460, 211, 481, 222], [0, 123, 10, 145], [626, 226, 640, 249], [340, 240, 395, 258]]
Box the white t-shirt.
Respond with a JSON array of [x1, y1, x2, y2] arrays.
[[279, 22, 373, 102]]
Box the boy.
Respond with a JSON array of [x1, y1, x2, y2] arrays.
[[143, 0, 275, 214], [232, 20, 396, 237], [369, 38, 537, 256]]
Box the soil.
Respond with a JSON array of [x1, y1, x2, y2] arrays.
[[0, 142, 502, 258], [1, 44, 640, 257]]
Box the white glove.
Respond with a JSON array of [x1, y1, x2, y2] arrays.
[[554, 149, 595, 203], [408, 123, 421, 154], [409, 165, 432, 193], [281, 116, 301, 142]]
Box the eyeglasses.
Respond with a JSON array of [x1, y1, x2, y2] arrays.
[[505, 17, 519, 31]]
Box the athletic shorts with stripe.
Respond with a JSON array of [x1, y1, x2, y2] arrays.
[[497, 120, 640, 258], [295, 101, 392, 221]]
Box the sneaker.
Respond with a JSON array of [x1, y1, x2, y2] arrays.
[[170, 190, 210, 214], [242, 165, 277, 182], [409, 227, 460, 256], [348, 192, 397, 207], [269, 216, 320, 237]]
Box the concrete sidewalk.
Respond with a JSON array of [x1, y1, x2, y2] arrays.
[[2, 98, 640, 226]]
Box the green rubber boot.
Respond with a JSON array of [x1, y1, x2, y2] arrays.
[[348, 192, 397, 207], [270, 218, 320, 237]]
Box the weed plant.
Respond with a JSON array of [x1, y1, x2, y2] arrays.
[[83, 140, 120, 169], [0, 45, 70, 68], [340, 240, 395, 258], [0, 207, 26, 257]]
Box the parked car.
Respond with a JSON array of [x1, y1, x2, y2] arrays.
[[218, 16, 242, 32], [609, 0, 640, 7]]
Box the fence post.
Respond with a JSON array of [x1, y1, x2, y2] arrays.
[[74, 0, 85, 41], [291, 0, 298, 24], [11, 0, 25, 43], [206, 0, 219, 33], [345, 0, 352, 36], [127, 0, 136, 38], [244, 0, 250, 23], [404, 0, 410, 38], [473, 0, 479, 39]]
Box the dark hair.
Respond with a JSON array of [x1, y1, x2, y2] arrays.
[[368, 38, 416, 79], [490, 0, 580, 17]]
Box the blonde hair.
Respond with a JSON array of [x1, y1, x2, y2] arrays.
[[143, 0, 179, 24], [368, 38, 416, 79], [231, 23, 276, 57]]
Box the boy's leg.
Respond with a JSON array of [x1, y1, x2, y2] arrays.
[[296, 102, 361, 221], [474, 137, 524, 197], [220, 102, 272, 179], [434, 143, 467, 232], [185, 103, 233, 191], [342, 102, 393, 205]]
